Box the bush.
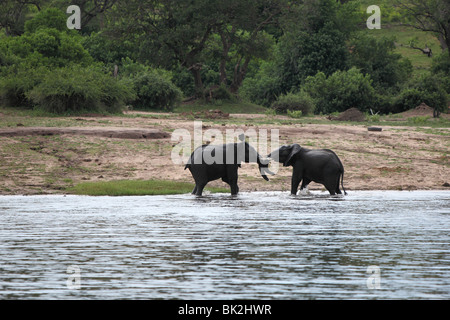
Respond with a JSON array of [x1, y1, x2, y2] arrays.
[[407, 116, 430, 125], [130, 70, 182, 111], [287, 109, 303, 118], [26, 65, 134, 114], [271, 91, 315, 115], [206, 84, 233, 102], [113, 58, 182, 111], [0, 64, 49, 108], [392, 74, 448, 115], [431, 51, 450, 79], [392, 88, 425, 113], [303, 67, 375, 114]]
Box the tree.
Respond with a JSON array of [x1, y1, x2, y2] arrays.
[[67, 0, 117, 30], [396, 0, 450, 53], [273, 0, 359, 92], [213, 0, 283, 92], [350, 35, 412, 91], [111, 0, 226, 97], [0, 0, 42, 35]]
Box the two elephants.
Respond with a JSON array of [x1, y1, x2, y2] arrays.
[[185, 135, 346, 196]]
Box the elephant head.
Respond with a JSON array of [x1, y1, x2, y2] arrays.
[[268, 144, 302, 167]]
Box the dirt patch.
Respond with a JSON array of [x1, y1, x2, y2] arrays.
[[328, 107, 365, 122], [0, 127, 169, 139], [398, 102, 434, 118]]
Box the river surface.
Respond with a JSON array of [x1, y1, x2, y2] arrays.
[[0, 190, 449, 300]]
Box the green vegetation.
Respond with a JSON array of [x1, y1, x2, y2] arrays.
[[68, 179, 228, 196], [271, 91, 315, 115], [303, 67, 375, 114], [0, 0, 449, 116]]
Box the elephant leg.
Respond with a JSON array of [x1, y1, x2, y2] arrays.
[[222, 176, 238, 195], [229, 178, 239, 195], [291, 162, 303, 195], [195, 181, 208, 196], [291, 174, 302, 195], [324, 175, 337, 195], [225, 166, 239, 195], [230, 184, 239, 195], [191, 185, 197, 195]]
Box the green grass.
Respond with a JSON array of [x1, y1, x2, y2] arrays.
[[67, 179, 229, 196]]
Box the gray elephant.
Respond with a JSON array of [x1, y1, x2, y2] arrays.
[[185, 134, 272, 196], [268, 144, 347, 196]]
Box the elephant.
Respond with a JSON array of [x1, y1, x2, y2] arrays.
[[185, 134, 272, 196], [268, 144, 347, 196]]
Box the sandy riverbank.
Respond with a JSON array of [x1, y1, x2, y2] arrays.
[[0, 110, 449, 195]]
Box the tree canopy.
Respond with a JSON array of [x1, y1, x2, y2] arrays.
[[0, 0, 448, 115]]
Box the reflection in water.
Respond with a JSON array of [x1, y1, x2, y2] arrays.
[[0, 191, 449, 299]]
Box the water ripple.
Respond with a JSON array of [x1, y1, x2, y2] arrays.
[[0, 191, 449, 299]]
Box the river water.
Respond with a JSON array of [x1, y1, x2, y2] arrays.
[[0, 190, 449, 300]]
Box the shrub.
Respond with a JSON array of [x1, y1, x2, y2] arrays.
[[303, 67, 375, 114], [0, 65, 49, 108], [287, 109, 303, 118], [392, 74, 448, 115], [130, 70, 182, 111], [271, 91, 315, 115], [366, 114, 380, 122], [118, 58, 182, 111], [206, 84, 233, 102], [264, 108, 276, 117], [407, 116, 430, 125], [26, 65, 134, 114], [431, 51, 450, 79], [392, 88, 424, 113]]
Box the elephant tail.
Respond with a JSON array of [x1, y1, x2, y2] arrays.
[[340, 170, 347, 195]]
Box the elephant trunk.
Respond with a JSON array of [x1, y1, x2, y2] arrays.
[[257, 156, 274, 181]]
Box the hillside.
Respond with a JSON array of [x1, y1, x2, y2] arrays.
[[360, 1, 442, 76]]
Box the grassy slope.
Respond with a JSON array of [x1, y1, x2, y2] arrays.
[[359, 0, 442, 77]]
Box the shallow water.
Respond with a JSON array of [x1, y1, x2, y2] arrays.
[[0, 190, 449, 299]]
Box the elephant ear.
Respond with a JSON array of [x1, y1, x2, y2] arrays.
[[284, 144, 302, 167]]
